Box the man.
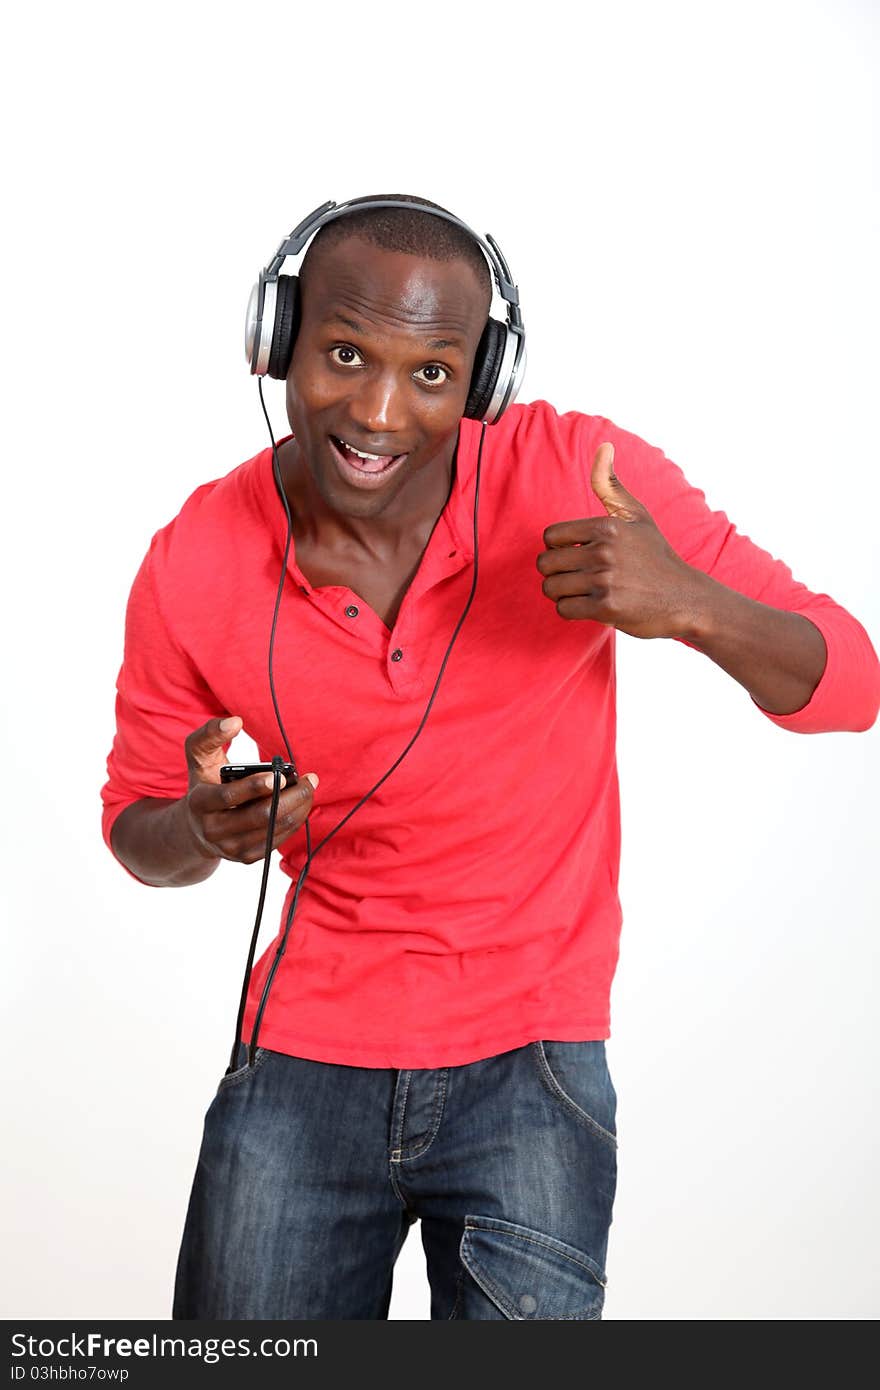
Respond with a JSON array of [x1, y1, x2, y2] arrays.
[[101, 194, 880, 1320]]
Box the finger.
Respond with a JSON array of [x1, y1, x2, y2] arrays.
[[268, 784, 319, 848], [590, 442, 644, 521], [201, 776, 316, 843], [541, 569, 608, 602], [542, 516, 617, 550], [191, 769, 290, 815], [228, 786, 317, 861], [589, 442, 617, 515], [208, 792, 316, 863], [555, 592, 608, 622], [235, 800, 317, 863], [185, 714, 243, 779], [537, 539, 615, 576]]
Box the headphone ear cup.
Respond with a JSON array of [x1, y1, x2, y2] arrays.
[[267, 275, 301, 380], [465, 317, 506, 421]]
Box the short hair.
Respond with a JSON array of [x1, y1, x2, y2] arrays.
[[297, 192, 493, 322]]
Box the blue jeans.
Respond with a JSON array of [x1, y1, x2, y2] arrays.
[[172, 1038, 618, 1320]]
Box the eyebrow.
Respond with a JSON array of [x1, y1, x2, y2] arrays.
[[325, 312, 466, 352]]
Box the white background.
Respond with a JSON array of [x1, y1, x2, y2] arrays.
[[2, 0, 877, 1321]]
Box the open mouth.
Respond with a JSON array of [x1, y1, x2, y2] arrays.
[[328, 434, 409, 485]]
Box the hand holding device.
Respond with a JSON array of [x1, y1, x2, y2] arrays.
[[182, 715, 319, 865], [221, 762, 298, 784]]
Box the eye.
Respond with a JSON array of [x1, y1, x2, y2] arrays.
[[329, 345, 364, 367], [414, 364, 451, 388], [328, 345, 451, 388]]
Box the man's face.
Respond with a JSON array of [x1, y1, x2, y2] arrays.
[[285, 235, 490, 522]]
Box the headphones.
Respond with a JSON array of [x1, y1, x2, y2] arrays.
[[244, 197, 527, 425]]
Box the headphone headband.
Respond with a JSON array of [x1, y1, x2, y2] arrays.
[[267, 198, 523, 324]]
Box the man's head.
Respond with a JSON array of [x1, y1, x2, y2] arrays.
[[284, 194, 494, 524]]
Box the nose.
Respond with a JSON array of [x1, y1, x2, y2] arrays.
[[346, 368, 409, 437]]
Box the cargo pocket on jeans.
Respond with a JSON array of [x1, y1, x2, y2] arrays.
[[458, 1214, 607, 1320]]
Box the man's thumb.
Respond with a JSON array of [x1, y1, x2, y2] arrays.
[[186, 715, 241, 776], [590, 442, 618, 512], [590, 441, 641, 519]]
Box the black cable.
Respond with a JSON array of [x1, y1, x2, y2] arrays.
[[226, 381, 309, 1074], [232, 381, 487, 1070], [226, 754, 286, 1073], [257, 379, 302, 777]]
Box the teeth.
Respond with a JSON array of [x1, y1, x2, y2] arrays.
[[339, 438, 394, 461]]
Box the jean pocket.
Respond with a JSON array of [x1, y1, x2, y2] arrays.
[[459, 1214, 606, 1320], [532, 1040, 618, 1148], [216, 1045, 270, 1094]]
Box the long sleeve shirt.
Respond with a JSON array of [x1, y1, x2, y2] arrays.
[[100, 399, 880, 1067]]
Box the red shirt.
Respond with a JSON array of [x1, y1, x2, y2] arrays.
[[101, 399, 880, 1067]]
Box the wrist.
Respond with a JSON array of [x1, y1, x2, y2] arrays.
[[176, 794, 222, 864], [671, 565, 720, 644]]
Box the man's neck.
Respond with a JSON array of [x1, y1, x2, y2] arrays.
[[276, 432, 459, 562]]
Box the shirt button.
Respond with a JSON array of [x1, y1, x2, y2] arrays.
[[391, 648, 403, 662], [344, 604, 359, 618]]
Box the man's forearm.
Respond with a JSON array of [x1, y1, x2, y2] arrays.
[[110, 797, 221, 887], [677, 568, 828, 715]]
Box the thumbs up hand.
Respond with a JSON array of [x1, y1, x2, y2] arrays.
[[536, 442, 701, 640]]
